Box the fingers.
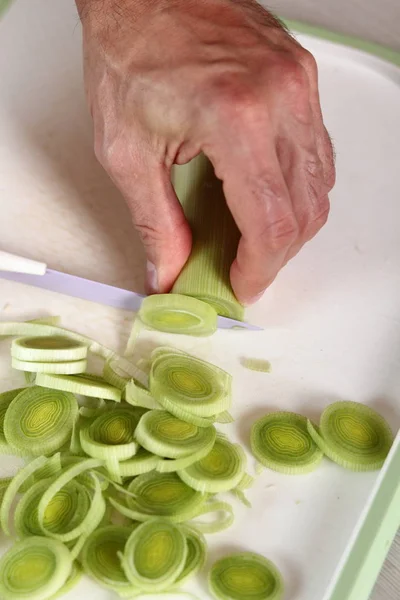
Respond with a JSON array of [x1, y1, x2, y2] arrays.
[[205, 58, 333, 306], [97, 143, 192, 294], [207, 132, 297, 305]]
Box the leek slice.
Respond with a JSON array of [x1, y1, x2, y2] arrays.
[[178, 435, 246, 493], [11, 357, 87, 374], [82, 525, 138, 592], [126, 379, 160, 410], [251, 412, 324, 475], [139, 294, 217, 337], [155, 440, 216, 474], [80, 407, 145, 462], [176, 525, 207, 585], [171, 154, 244, 320], [209, 552, 284, 600], [307, 401, 394, 471], [118, 447, 160, 477], [0, 455, 48, 535], [14, 477, 90, 539], [110, 472, 206, 523], [121, 519, 187, 592], [49, 560, 82, 599], [0, 321, 111, 359], [0, 536, 73, 600], [3, 386, 78, 457], [37, 461, 105, 542], [0, 388, 25, 453], [150, 353, 231, 418], [103, 359, 131, 391], [11, 336, 88, 362], [135, 410, 216, 459], [35, 372, 122, 402]]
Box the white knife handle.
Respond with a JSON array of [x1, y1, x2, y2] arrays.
[[0, 251, 47, 275]]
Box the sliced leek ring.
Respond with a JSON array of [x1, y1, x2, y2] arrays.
[[150, 352, 231, 418], [11, 336, 88, 362], [178, 434, 246, 493], [11, 357, 87, 375], [110, 471, 206, 523], [209, 552, 284, 600], [35, 373, 122, 402], [0, 536, 73, 600], [81, 525, 138, 593], [176, 525, 207, 585], [121, 519, 187, 591], [139, 294, 217, 336], [0, 388, 25, 453], [135, 410, 216, 459], [3, 387, 78, 457], [251, 412, 324, 475], [307, 401, 394, 471]]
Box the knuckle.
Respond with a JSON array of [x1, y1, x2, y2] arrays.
[[275, 57, 311, 121], [260, 214, 299, 251], [297, 47, 318, 78], [212, 75, 263, 126]]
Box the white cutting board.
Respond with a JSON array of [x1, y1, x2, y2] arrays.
[[1, 2, 400, 599]]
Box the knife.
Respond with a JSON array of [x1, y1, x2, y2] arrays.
[[0, 251, 262, 331]]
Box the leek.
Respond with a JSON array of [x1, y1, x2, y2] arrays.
[[172, 154, 244, 320], [81, 525, 138, 593], [209, 552, 284, 600], [120, 519, 187, 592], [139, 294, 217, 337], [135, 410, 216, 459], [177, 434, 246, 493], [0, 536, 73, 600], [35, 373, 122, 402], [307, 401, 393, 471], [3, 387, 78, 457], [11, 336, 88, 362], [251, 412, 324, 475]]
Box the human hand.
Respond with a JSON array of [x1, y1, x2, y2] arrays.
[[76, 0, 335, 304]]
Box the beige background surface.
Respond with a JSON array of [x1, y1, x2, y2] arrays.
[[270, 3, 400, 599]]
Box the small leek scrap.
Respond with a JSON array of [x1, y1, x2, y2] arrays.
[[172, 153, 244, 321], [209, 552, 284, 600], [251, 412, 323, 475], [307, 401, 394, 471], [241, 357, 272, 373], [0, 537, 73, 600]]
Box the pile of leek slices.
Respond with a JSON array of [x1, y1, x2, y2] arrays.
[[0, 314, 394, 600]]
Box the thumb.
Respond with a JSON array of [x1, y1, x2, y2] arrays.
[[122, 162, 192, 294]]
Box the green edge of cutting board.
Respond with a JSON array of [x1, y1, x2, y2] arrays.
[[283, 18, 400, 66], [1, 4, 398, 598], [282, 20, 400, 600]]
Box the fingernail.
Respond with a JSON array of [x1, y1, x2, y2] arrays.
[[146, 261, 159, 294], [243, 290, 265, 307]]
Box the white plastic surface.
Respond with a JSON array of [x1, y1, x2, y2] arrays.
[[1, 2, 400, 599]]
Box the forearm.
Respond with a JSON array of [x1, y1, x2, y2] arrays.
[[75, 0, 163, 23]]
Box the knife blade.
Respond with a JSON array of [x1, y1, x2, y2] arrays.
[[0, 269, 262, 331]]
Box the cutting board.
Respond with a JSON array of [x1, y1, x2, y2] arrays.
[[1, 2, 400, 599]]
